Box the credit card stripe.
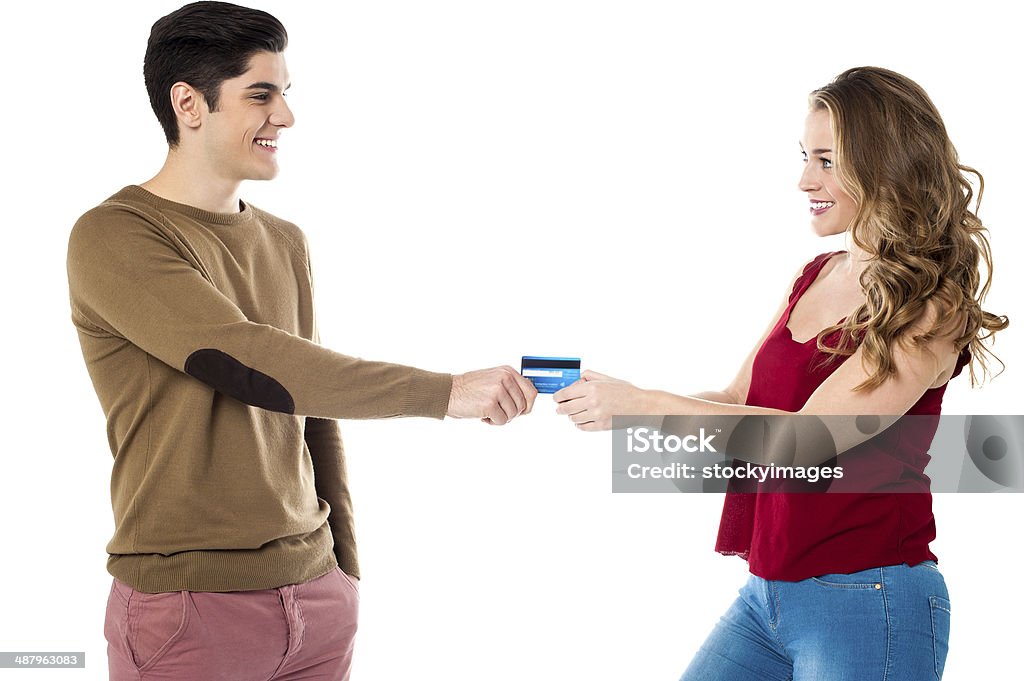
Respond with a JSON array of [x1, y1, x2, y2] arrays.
[[520, 358, 582, 370]]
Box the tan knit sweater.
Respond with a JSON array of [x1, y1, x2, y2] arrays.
[[68, 186, 453, 593]]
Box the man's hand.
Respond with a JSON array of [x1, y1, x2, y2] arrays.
[[448, 366, 538, 425]]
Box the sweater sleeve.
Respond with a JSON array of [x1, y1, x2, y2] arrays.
[[67, 204, 453, 420], [305, 417, 360, 579]]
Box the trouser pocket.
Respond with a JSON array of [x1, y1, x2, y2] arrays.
[[124, 587, 192, 670], [929, 595, 951, 679]]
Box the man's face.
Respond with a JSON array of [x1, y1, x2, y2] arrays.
[[199, 50, 293, 183]]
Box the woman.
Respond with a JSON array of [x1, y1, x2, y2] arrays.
[[553, 67, 1008, 680]]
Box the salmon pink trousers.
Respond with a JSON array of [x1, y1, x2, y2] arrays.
[[104, 566, 359, 680]]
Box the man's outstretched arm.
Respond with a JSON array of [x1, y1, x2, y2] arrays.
[[68, 202, 534, 422]]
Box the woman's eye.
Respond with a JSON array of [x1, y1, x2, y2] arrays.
[[821, 158, 833, 169]]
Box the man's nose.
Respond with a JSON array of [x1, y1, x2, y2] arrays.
[[271, 98, 295, 128]]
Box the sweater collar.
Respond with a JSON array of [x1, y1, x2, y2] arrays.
[[119, 185, 256, 226]]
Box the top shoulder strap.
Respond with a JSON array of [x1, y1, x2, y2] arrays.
[[788, 251, 845, 304]]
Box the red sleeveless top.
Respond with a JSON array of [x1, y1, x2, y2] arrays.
[[714, 251, 971, 581]]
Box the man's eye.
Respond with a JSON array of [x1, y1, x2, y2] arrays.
[[251, 93, 269, 101]]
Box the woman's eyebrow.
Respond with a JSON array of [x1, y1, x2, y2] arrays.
[[798, 143, 833, 155]]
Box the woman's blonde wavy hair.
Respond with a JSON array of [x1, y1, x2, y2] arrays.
[[809, 66, 1008, 390]]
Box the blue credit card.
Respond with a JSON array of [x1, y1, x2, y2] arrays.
[[521, 356, 581, 393]]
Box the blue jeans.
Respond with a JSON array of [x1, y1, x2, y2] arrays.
[[681, 561, 950, 681]]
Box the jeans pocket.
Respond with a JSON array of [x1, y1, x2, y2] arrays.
[[930, 595, 951, 679], [810, 567, 883, 590], [125, 590, 192, 670]]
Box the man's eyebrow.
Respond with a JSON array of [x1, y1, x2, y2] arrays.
[[243, 82, 292, 92]]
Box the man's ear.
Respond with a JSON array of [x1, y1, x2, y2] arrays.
[[169, 81, 205, 134]]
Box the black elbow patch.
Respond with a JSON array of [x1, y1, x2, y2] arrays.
[[185, 349, 295, 414]]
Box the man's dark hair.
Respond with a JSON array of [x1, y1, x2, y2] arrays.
[[144, 1, 288, 147]]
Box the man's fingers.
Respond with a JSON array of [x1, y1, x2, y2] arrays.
[[485, 401, 510, 425], [510, 371, 538, 414], [496, 388, 520, 424], [449, 365, 541, 424], [495, 366, 534, 421], [502, 373, 528, 416]]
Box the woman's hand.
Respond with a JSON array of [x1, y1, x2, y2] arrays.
[[552, 370, 651, 431]]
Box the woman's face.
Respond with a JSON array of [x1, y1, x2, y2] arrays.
[[799, 109, 857, 237]]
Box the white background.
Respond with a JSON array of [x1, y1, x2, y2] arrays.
[[2, 1, 1021, 679]]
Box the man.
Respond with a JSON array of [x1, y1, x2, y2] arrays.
[[66, 2, 536, 679]]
